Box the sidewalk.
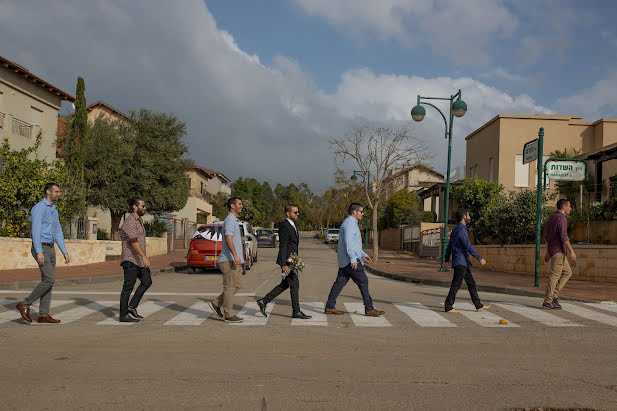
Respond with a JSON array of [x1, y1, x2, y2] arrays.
[[365, 249, 617, 302], [0, 250, 188, 290]]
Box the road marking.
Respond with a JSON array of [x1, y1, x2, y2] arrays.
[[0, 297, 19, 307], [164, 301, 214, 325], [494, 302, 580, 327], [453, 303, 519, 327], [585, 301, 617, 314], [55, 301, 117, 324], [560, 302, 617, 327], [394, 303, 456, 327], [0, 291, 256, 296], [291, 302, 327, 326], [343, 303, 391, 327], [231, 302, 274, 326], [0, 300, 72, 324], [98, 301, 173, 325]]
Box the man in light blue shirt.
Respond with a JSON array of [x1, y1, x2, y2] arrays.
[[210, 197, 245, 323], [325, 203, 385, 316], [16, 183, 70, 324]]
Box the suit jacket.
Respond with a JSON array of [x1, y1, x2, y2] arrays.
[[276, 219, 299, 268]]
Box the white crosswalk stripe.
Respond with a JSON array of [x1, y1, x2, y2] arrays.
[[98, 301, 173, 325], [0, 300, 72, 324], [560, 302, 617, 327], [585, 301, 617, 314], [164, 301, 214, 326], [453, 303, 519, 327], [231, 301, 274, 325], [494, 302, 581, 327], [55, 301, 117, 324], [394, 303, 456, 327], [291, 302, 328, 326], [344, 303, 392, 327], [0, 298, 19, 307]]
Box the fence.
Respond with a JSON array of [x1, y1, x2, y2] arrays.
[[64, 217, 87, 240], [168, 218, 197, 251]]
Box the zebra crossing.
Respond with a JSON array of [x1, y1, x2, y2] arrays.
[[2, 297, 617, 328]]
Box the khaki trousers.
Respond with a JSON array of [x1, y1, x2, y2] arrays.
[[544, 253, 572, 303], [213, 261, 243, 318]]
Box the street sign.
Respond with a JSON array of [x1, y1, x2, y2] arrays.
[[545, 160, 586, 181], [523, 139, 538, 164]]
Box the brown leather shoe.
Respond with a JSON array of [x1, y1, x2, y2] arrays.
[[37, 315, 61, 324], [324, 308, 345, 315], [16, 303, 32, 323], [365, 309, 385, 317]]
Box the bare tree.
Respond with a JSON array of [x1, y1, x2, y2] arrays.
[[330, 126, 426, 262]]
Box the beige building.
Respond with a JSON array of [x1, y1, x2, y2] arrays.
[[173, 165, 232, 224], [0, 55, 74, 160], [465, 114, 617, 202], [384, 165, 445, 197], [87, 100, 131, 124]]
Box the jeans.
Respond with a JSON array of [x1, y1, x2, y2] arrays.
[[326, 263, 375, 312], [120, 261, 152, 317], [262, 271, 300, 313], [23, 245, 56, 316], [444, 265, 483, 311]]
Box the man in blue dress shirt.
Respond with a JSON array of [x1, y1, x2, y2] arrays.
[[16, 183, 71, 323], [443, 209, 490, 313], [325, 203, 385, 317]]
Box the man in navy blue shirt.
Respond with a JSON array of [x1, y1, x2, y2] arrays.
[[443, 209, 490, 313]]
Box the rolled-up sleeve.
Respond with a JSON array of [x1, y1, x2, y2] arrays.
[[121, 218, 138, 243], [558, 217, 570, 243]]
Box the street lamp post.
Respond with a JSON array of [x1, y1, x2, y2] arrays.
[[410, 89, 467, 272], [351, 170, 370, 249]]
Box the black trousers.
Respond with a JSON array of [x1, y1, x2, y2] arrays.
[[262, 271, 300, 313], [120, 261, 152, 317], [444, 265, 483, 312]]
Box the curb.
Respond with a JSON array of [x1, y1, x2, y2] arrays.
[[0, 265, 188, 290], [364, 264, 600, 303]]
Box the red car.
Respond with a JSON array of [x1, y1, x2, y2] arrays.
[[187, 223, 252, 273]]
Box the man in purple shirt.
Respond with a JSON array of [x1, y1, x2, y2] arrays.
[[443, 209, 490, 313], [543, 199, 576, 309]]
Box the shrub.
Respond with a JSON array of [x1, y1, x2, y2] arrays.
[[421, 211, 436, 223], [96, 228, 109, 240], [144, 219, 168, 237]]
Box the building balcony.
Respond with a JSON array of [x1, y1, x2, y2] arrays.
[[11, 117, 33, 138]]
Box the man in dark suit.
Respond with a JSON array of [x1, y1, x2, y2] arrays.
[[256, 205, 311, 319]]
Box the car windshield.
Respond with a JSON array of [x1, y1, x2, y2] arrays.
[[256, 229, 272, 236], [328, 229, 339, 234]]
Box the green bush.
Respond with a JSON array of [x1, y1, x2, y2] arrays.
[[144, 219, 168, 237], [421, 211, 436, 223], [96, 228, 108, 240]]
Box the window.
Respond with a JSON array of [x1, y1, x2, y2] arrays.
[[31, 106, 42, 126], [514, 155, 529, 187], [489, 158, 494, 182], [200, 181, 204, 194]]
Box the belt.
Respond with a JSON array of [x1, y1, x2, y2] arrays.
[[41, 242, 54, 247]]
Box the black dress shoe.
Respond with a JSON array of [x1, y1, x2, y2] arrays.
[[119, 315, 140, 323], [128, 305, 143, 319], [292, 311, 312, 319], [256, 299, 267, 317]]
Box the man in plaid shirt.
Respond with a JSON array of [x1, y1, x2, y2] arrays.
[[119, 197, 151, 322]]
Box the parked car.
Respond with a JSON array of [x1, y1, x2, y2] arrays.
[[273, 228, 279, 242], [324, 228, 340, 244], [255, 228, 276, 247], [315, 227, 326, 238], [187, 223, 252, 273]]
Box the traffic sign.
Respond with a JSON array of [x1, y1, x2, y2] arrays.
[[523, 139, 538, 164], [545, 160, 586, 181]]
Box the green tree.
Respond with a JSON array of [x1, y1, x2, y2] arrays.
[[381, 189, 421, 229], [85, 110, 190, 239], [210, 192, 229, 221], [0, 133, 68, 237], [452, 178, 504, 243], [491, 189, 552, 245], [64, 77, 89, 217]]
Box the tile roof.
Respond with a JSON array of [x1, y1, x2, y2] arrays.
[[1, 55, 75, 102], [190, 165, 231, 183]]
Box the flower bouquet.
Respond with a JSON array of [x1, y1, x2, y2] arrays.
[[282, 253, 305, 278]]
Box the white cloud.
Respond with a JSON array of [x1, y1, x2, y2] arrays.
[[292, 0, 517, 65], [555, 71, 617, 119], [0, 0, 552, 192]]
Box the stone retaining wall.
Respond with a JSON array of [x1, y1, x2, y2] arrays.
[[0, 237, 168, 270], [474, 244, 617, 284]]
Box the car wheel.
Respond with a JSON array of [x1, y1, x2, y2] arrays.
[[187, 266, 196, 274]]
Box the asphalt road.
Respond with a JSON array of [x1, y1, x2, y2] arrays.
[[1, 238, 616, 410]]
